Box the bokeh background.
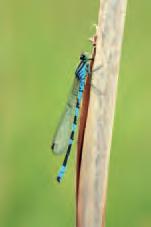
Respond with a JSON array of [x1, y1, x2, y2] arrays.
[[1, 0, 151, 226]]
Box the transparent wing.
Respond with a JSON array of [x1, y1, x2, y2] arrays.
[[51, 77, 79, 155]]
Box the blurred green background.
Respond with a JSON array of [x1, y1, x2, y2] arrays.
[[0, 0, 151, 226]]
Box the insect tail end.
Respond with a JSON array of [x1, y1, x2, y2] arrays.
[[56, 165, 66, 183], [57, 176, 61, 183]]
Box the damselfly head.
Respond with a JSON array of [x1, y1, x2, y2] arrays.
[[80, 53, 88, 61]]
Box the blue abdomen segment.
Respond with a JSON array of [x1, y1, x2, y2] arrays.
[[75, 107, 79, 117], [57, 165, 66, 183], [72, 123, 77, 131]]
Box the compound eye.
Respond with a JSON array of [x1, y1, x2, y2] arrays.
[[80, 53, 86, 61]]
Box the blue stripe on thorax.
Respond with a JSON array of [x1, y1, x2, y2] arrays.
[[75, 62, 87, 80], [75, 61, 85, 75]]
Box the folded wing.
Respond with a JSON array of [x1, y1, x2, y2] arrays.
[[51, 77, 80, 155]]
